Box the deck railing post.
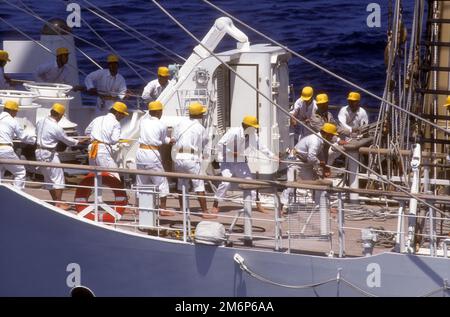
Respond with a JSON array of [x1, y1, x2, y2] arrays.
[[273, 189, 282, 251], [243, 190, 252, 246], [394, 202, 404, 253], [427, 191, 436, 257], [182, 184, 188, 243], [94, 172, 99, 222], [347, 149, 360, 203], [338, 192, 345, 257]]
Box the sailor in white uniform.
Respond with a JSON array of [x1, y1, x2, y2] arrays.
[[135, 101, 175, 216], [34, 47, 70, 84], [281, 123, 338, 206], [85, 101, 129, 179], [0, 100, 36, 189], [141, 66, 171, 103], [172, 102, 211, 218], [212, 116, 277, 214], [289, 86, 317, 144], [0, 50, 11, 89], [35, 103, 84, 210], [84, 54, 127, 115]]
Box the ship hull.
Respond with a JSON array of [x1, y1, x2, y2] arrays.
[[0, 185, 448, 297]]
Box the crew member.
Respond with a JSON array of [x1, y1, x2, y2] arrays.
[[84, 54, 127, 115], [281, 123, 338, 206], [0, 100, 36, 189], [172, 102, 211, 218], [34, 47, 71, 84], [337, 92, 369, 135], [0, 50, 12, 89], [289, 86, 317, 144], [135, 101, 175, 216], [141, 66, 171, 103], [35, 103, 85, 210], [85, 101, 129, 178], [212, 116, 277, 214]]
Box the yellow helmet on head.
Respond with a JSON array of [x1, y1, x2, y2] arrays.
[[300, 86, 313, 101], [321, 123, 339, 136], [51, 103, 65, 115], [188, 102, 207, 116], [0, 50, 11, 62], [148, 101, 163, 111], [347, 92, 361, 102], [157, 66, 170, 77], [443, 96, 450, 108], [242, 115, 259, 128], [56, 47, 69, 56], [111, 101, 129, 115], [107, 54, 119, 63], [4, 100, 19, 111], [316, 93, 329, 105]]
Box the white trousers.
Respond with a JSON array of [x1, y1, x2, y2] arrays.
[[214, 162, 256, 201], [174, 158, 205, 192], [0, 147, 26, 189], [89, 152, 120, 179], [136, 149, 169, 197], [281, 162, 319, 205], [36, 149, 65, 190]]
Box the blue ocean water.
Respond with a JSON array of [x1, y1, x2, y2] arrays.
[[1, 0, 413, 114]]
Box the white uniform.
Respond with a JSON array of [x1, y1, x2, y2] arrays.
[[34, 62, 70, 84], [0, 112, 36, 189], [35, 116, 78, 189], [338, 105, 369, 133], [215, 127, 275, 201], [0, 67, 10, 90], [281, 133, 325, 205], [135, 116, 171, 197], [141, 79, 171, 102], [84, 69, 127, 115], [85, 113, 121, 175], [172, 117, 207, 192], [290, 98, 317, 141]]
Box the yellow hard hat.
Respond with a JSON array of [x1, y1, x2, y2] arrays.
[[51, 103, 65, 115], [3, 100, 19, 111], [107, 54, 119, 63], [157, 66, 170, 77], [148, 101, 163, 111], [188, 102, 207, 116], [443, 96, 450, 108], [111, 101, 129, 115], [300, 86, 313, 101], [0, 50, 11, 62], [316, 93, 329, 105], [242, 115, 259, 128], [321, 123, 339, 136], [56, 47, 69, 56], [347, 92, 361, 101]]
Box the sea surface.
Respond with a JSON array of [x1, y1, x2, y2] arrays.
[[1, 0, 414, 116]]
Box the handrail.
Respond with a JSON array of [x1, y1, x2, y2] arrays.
[[1, 158, 450, 206]]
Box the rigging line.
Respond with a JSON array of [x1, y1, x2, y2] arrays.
[[15, 0, 101, 72], [3, 0, 152, 77], [151, 0, 448, 219], [80, 0, 186, 63], [0, 16, 88, 77], [201, 0, 449, 137]]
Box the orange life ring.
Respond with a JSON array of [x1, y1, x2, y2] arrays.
[[74, 172, 128, 223]]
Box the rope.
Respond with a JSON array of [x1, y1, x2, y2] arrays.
[[200, 0, 449, 137], [150, 0, 447, 219]]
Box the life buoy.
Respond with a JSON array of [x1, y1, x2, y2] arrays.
[[74, 172, 128, 223]]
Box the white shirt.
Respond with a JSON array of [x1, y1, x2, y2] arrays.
[[290, 98, 317, 121], [141, 79, 171, 102], [294, 133, 325, 165], [173, 117, 207, 160], [36, 116, 78, 149], [138, 116, 170, 146], [0, 112, 35, 145], [338, 105, 369, 132], [216, 127, 274, 163], [84, 69, 127, 109], [85, 113, 121, 154], [0, 68, 10, 90], [34, 62, 70, 84]]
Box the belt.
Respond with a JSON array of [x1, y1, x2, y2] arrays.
[[139, 144, 160, 150], [0, 143, 12, 147], [89, 140, 104, 160], [177, 148, 196, 154], [36, 145, 55, 151]]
